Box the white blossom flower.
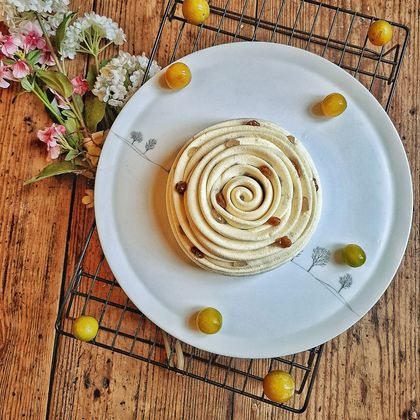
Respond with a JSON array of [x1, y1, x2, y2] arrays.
[[0, 0, 17, 26], [42, 11, 67, 35], [59, 23, 79, 58], [60, 12, 126, 59], [92, 51, 161, 108], [3, 0, 68, 35], [4, 0, 69, 14]]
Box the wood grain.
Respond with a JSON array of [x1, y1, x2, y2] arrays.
[[0, 0, 418, 419]]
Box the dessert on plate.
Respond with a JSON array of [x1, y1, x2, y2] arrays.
[[166, 119, 321, 276]]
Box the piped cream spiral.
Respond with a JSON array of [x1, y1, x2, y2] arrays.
[[166, 119, 321, 276]]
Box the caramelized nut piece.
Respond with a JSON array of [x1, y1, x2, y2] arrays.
[[225, 139, 240, 148], [274, 236, 292, 248], [287, 135, 296, 145], [259, 165, 272, 179], [290, 159, 302, 177], [216, 192, 227, 209], [187, 147, 198, 157], [245, 120, 260, 126], [211, 208, 227, 224], [232, 260, 248, 267], [302, 197, 309, 212], [267, 216, 281, 226], [313, 177, 319, 191], [191, 246, 204, 258], [175, 181, 187, 194]]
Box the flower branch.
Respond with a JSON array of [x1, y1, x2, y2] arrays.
[[1, 1, 161, 205]]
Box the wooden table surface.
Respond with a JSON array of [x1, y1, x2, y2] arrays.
[[0, 0, 418, 419]]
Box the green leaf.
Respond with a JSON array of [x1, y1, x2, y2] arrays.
[[36, 69, 73, 98], [65, 150, 79, 161], [99, 58, 111, 69], [61, 109, 77, 119], [26, 49, 41, 66], [84, 95, 106, 132], [86, 65, 97, 90], [20, 77, 33, 92], [24, 161, 84, 184], [73, 94, 84, 113], [98, 103, 118, 131], [63, 117, 78, 134], [63, 117, 82, 149], [54, 12, 77, 51]]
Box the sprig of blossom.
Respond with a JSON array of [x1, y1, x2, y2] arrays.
[[37, 123, 66, 160], [1, 0, 69, 35], [4, 0, 68, 13], [18, 20, 46, 51], [60, 12, 126, 59], [0, 2, 161, 185], [92, 51, 160, 107], [0, 22, 55, 82]]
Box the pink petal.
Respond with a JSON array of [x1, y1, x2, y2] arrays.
[[48, 145, 61, 160], [37, 128, 52, 143], [71, 76, 89, 96], [1, 36, 19, 57], [36, 38, 46, 50], [38, 126, 58, 143], [52, 90, 70, 109], [22, 21, 43, 37], [39, 49, 55, 66], [22, 26, 45, 52], [38, 124, 66, 145], [0, 78, 10, 88], [11, 34, 23, 47], [55, 125, 66, 136], [0, 62, 13, 81], [12, 60, 30, 78]]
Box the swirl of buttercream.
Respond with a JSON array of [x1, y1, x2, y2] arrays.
[[166, 119, 321, 276]]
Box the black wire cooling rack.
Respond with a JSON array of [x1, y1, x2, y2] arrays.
[[56, 0, 409, 414]]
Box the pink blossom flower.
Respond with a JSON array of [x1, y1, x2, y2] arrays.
[[37, 124, 66, 160], [19, 21, 46, 52], [0, 61, 13, 88], [39, 47, 55, 66], [71, 76, 89, 96], [50, 89, 70, 109], [47, 144, 61, 159], [12, 60, 30, 78], [0, 33, 22, 57]]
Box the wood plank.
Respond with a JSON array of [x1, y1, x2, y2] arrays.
[[0, 88, 72, 419], [31, 0, 420, 419], [232, 0, 420, 419], [0, 41, 72, 420], [49, 1, 231, 419], [0, 1, 97, 418]]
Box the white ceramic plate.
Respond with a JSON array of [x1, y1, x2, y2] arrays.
[[95, 42, 412, 358]]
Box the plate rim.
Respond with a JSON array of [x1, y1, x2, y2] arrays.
[[95, 41, 413, 358]]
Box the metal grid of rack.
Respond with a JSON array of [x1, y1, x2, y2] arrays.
[[56, 0, 409, 414]]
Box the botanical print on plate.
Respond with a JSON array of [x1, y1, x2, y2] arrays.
[[111, 129, 169, 173], [292, 247, 357, 315]]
